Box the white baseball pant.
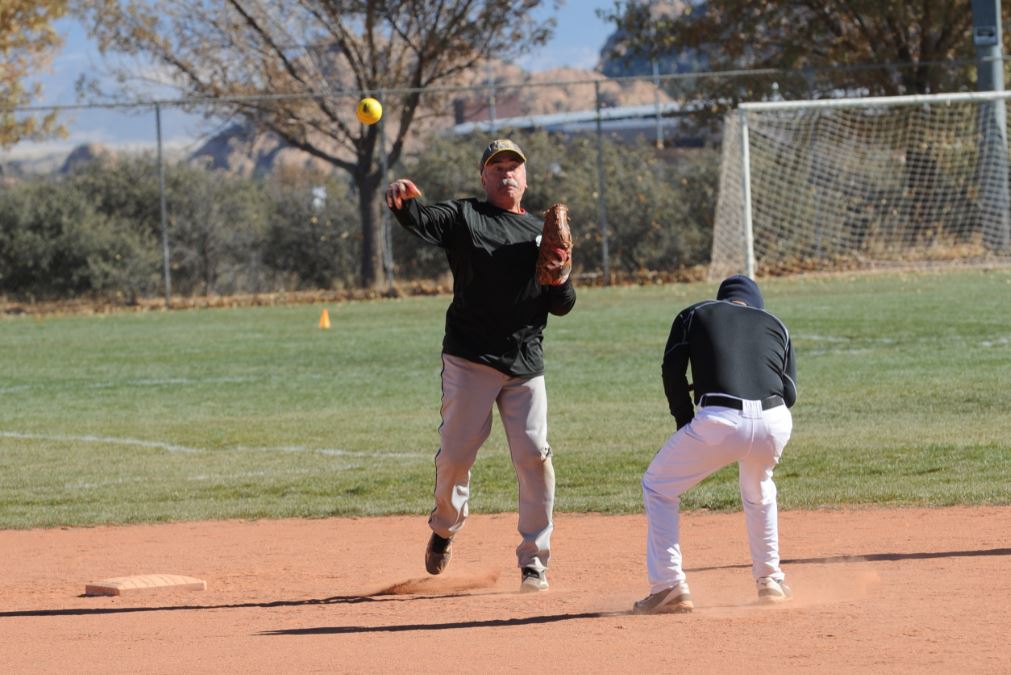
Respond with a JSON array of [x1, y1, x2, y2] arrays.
[[643, 398, 792, 593]]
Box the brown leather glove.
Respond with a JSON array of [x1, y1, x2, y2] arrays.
[[536, 203, 573, 285]]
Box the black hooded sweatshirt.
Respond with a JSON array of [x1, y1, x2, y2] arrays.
[[662, 291, 797, 429]]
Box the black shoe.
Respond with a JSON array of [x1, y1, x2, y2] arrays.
[[520, 566, 549, 592], [425, 533, 452, 575]]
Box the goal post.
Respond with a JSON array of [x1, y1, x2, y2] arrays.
[[711, 90, 1011, 279]]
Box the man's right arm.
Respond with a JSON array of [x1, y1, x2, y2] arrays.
[[386, 178, 461, 247], [390, 198, 461, 247]]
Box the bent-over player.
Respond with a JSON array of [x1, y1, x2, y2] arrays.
[[386, 138, 576, 592], [634, 275, 797, 614]]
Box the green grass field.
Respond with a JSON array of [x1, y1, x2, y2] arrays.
[[1, 268, 1009, 529]]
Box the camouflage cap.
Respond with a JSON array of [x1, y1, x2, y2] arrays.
[[480, 138, 527, 170]]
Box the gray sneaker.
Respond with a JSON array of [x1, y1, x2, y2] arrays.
[[756, 576, 793, 603], [632, 582, 694, 614], [425, 533, 452, 575], [520, 567, 549, 592]]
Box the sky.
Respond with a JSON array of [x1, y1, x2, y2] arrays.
[[9, 2, 617, 160]]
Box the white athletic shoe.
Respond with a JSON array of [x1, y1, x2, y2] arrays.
[[632, 581, 694, 614], [756, 576, 793, 603]]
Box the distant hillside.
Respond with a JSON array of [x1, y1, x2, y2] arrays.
[[1, 63, 676, 180], [451, 64, 673, 123], [187, 124, 335, 177], [0, 141, 189, 182]]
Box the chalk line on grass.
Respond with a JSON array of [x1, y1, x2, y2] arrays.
[[0, 431, 429, 461], [0, 431, 202, 454]]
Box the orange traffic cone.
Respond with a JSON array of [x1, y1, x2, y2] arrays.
[[319, 308, 331, 329]]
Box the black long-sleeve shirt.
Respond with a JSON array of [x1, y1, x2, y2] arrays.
[[662, 299, 797, 428], [392, 197, 576, 377]]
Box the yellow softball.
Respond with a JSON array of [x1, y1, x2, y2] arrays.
[[356, 97, 383, 125]]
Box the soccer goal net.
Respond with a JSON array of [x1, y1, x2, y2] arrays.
[[711, 91, 1011, 278]]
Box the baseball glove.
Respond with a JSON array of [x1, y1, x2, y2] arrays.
[[536, 203, 572, 285]]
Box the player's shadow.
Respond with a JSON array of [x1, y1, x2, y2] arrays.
[[0, 591, 484, 619], [258, 611, 627, 636], [688, 546, 1011, 573]]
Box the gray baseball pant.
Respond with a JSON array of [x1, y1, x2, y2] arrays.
[[429, 353, 555, 572]]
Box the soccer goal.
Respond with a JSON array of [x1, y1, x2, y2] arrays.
[[711, 90, 1011, 279]]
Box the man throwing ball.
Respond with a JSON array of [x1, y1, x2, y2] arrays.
[[386, 138, 576, 592], [634, 275, 797, 614]]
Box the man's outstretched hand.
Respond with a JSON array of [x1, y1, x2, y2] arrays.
[[386, 179, 423, 209]]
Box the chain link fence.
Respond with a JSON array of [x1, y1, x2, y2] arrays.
[[0, 59, 995, 305]]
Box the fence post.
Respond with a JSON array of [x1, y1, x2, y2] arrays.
[[971, 0, 1010, 251], [594, 81, 610, 285], [379, 90, 395, 290], [155, 103, 172, 306], [652, 58, 664, 149], [738, 108, 756, 278], [487, 66, 497, 134]]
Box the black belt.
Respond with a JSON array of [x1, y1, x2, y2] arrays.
[[699, 394, 784, 410]]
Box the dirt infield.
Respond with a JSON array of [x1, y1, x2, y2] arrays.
[[2, 506, 1008, 674]]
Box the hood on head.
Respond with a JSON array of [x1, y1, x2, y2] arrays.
[[716, 274, 764, 309]]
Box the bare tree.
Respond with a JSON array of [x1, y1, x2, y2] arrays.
[[78, 0, 556, 288]]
